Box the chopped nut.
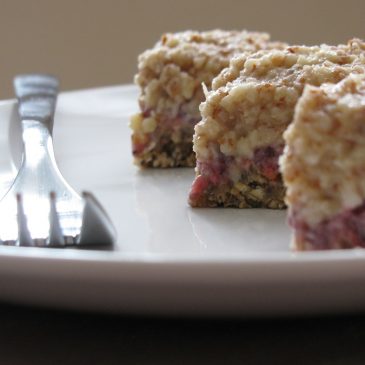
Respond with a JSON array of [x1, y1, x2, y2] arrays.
[[249, 187, 265, 200], [235, 182, 249, 192], [129, 113, 143, 132], [142, 117, 157, 133]]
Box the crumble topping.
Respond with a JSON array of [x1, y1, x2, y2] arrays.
[[194, 39, 365, 164], [135, 30, 274, 116], [281, 73, 365, 227]]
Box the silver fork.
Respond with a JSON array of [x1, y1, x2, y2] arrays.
[[0, 74, 116, 247]]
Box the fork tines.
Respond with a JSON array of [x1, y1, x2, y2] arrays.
[[1, 192, 116, 248]]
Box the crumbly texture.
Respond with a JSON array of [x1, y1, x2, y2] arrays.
[[189, 145, 286, 208], [281, 74, 365, 250], [190, 39, 365, 208], [131, 30, 286, 168]]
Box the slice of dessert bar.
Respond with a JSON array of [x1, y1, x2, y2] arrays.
[[281, 74, 365, 250], [131, 30, 285, 168], [189, 39, 365, 208]]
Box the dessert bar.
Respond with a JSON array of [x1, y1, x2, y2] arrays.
[[281, 74, 365, 250], [131, 30, 285, 167], [189, 39, 365, 208]]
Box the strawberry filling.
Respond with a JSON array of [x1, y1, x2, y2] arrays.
[[253, 145, 283, 181], [290, 202, 365, 250]]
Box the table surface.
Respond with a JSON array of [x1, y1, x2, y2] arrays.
[[1, 303, 365, 365]]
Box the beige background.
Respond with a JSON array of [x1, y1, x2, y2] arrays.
[[0, 0, 364, 99]]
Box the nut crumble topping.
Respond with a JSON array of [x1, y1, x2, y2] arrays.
[[281, 74, 365, 228]]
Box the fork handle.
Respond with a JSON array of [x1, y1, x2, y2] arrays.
[[14, 74, 59, 133]]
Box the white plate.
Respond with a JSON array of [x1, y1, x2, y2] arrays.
[[0, 85, 365, 316]]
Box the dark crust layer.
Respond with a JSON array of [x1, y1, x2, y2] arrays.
[[133, 131, 196, 168], [189, 173, 286, 208]]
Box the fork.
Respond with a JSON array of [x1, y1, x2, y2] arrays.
[[0, 74, 116, 247]]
